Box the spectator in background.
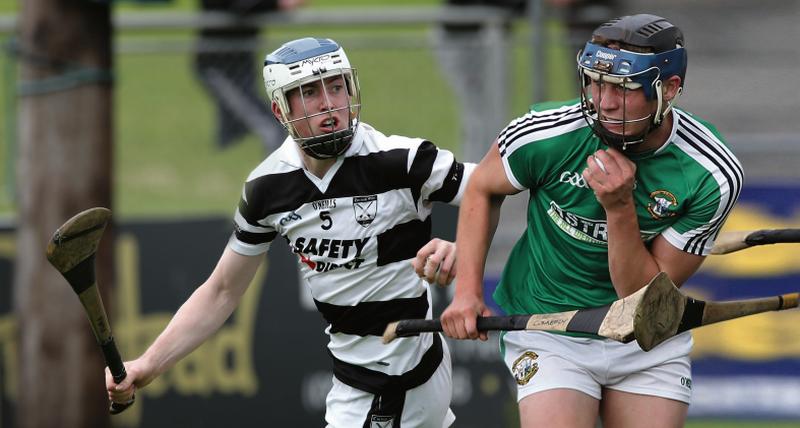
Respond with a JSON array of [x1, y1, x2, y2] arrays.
[[194, 0, 305, 152], [547, 0, 619, 73], [433, 0, 617, 162], [432, 0, 524, 163]]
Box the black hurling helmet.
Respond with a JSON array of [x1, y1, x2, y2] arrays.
[[577, 14, 687, 150]]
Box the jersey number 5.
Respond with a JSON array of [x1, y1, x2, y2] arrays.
[[320, 211, 332, 230]]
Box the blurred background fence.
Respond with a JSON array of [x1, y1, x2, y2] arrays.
[[1, 1, 799, 427]]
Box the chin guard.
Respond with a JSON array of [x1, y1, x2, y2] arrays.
[[298, 126, 355, 159]]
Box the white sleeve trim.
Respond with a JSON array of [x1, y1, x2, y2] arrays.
[[661, 227, 713, 256], [228, 235, 271, 256], [500, 151, 527, 191], [449, 162, 477, 205]]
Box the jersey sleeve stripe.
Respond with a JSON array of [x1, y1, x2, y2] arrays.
[[234, 208, 274, 232], [498, 104, 581, 146], [680, 117, 744, 253], [450, 162, 476, 204], [237, 197, 269, 228], [495, 105, 584, 190], [677, 131, 739, 255], [314, 291, 429, 336], [376, 218, 431, 267], [498, 110, 584, 158], [234, 227, 277, 246], [506, 105, 581, 136], [407, 141, 439, 206], [680, 113, 743, 182], [671, 113, 744, 255], [679, 116, 744, 252], [497, 111, 534, 144], [227, 234, 271, 256], [231, 209, 277, 253], [428, 161, 464, 203], [498, 105, 582, 153]]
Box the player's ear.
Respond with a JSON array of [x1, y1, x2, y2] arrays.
[[662, 76, 682, 102], [271, 100, 283, 121]]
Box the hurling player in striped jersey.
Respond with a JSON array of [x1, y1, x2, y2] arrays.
[[440, 14, 743, 428], [107, 37, 474, 427]]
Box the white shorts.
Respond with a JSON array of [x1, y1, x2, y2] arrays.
[[501, 330, 693, 404], [325, 336, 456, 428]]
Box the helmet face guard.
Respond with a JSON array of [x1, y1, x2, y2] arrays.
[[264, 38, 362, 159], [274, 68, 361, 159], [577, 42, 686, 150]]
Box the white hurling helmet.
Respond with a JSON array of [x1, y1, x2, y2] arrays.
[[263, 37, 361, 159]]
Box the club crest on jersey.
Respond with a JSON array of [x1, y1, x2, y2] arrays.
[[370, 415, 394, 428], [511, 351, 539, 386], [353, 195, 378, 227], [647, 190, 678, 220]]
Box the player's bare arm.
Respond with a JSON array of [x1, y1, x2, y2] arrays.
[[107, 247, 262, 403], [441, 143, 519, 341]]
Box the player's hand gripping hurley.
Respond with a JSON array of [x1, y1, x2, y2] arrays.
[[45, 207, 133, 414], [384, 272, 799, 351]]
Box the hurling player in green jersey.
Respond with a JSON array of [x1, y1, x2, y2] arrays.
[[441, 14, 743, 428]]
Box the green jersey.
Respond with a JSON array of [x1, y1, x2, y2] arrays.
[[493, 100, 743, 321]]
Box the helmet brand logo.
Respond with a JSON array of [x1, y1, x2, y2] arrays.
[[596, 50, 617, 60], [301, 54, 331, 67]]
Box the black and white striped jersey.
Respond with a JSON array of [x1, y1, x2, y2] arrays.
[[229, 122, 474, 378]]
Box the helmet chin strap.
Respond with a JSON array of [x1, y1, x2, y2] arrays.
[[655, 82, 682, 126], [594, 81, 681, 151]]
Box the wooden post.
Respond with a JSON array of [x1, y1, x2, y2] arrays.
[[15, 0, 114, 427]]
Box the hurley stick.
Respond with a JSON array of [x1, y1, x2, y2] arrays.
[[383, 273, 669, 345], [384, 272, 799, 351], [634, 279, 798, 351], [712, 229, 800, 255], [46, 207, 133, 414]]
